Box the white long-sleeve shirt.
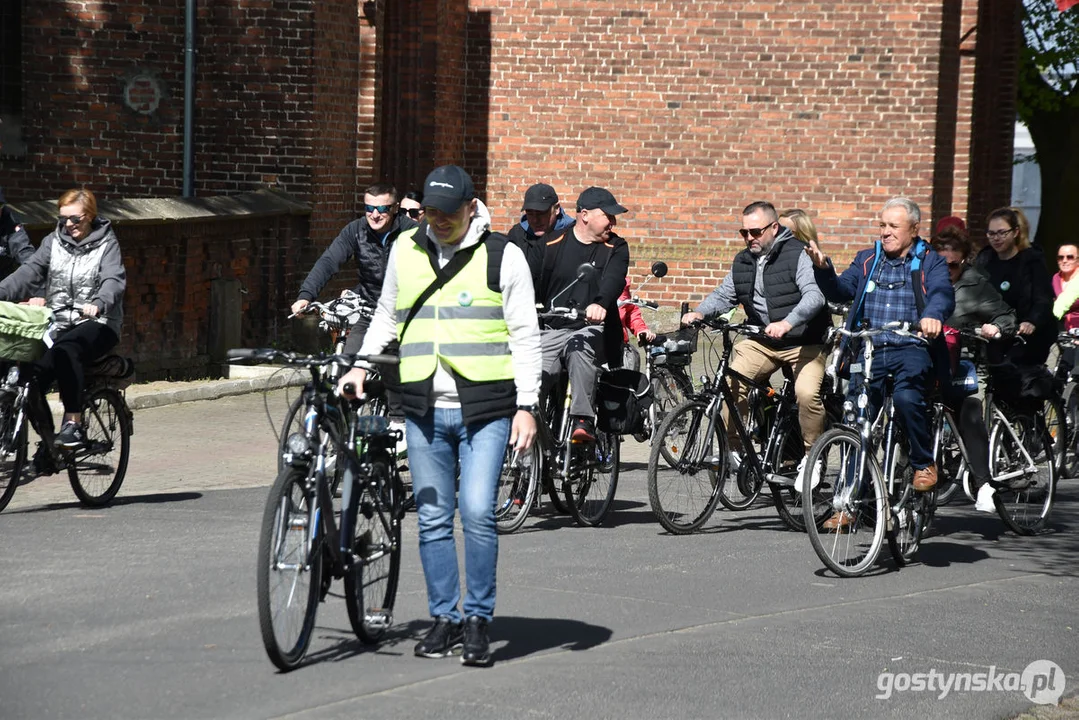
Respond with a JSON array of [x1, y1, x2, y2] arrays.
[[357, 199, 542, 409]]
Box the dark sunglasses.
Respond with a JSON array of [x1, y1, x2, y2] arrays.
[[1059, 254, 1076, 261], [946, 261, 965, 270], [60, 214, 85, 225], [364, 204, 394, 214], [739, 223, 775, 240], [402, 207, 423, 219]]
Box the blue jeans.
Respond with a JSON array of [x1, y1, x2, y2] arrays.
[[848, 344, 934, 469], [406, 408, 511, 622]]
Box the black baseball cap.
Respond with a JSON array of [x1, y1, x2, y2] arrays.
[[422, 165, 475, 213], [576, 186, 627, 215], [522, 183, 559, 211]]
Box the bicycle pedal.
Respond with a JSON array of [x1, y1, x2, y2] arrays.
[[766, 473, 795, 487], [364, 611, 392, 629]]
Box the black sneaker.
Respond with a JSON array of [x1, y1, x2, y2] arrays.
[[31, 444, 58, 477], [570, 417, 595, 444], [54, 421, 86, 450], [414, 617, 463, 658], [461, 615, 493, 667]]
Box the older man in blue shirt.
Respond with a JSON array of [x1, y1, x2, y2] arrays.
[[807, 197, 955, 529]]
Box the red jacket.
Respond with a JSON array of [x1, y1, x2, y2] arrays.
[[619, 279, 650, 341]]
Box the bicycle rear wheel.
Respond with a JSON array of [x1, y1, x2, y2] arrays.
[[767, 425, 816, 532], [1063, 383, 1079, 478], [257, 466, 322, 670], [0, 395, 27, 513], [646, 399, 724, 534], [345, 456, 402, 644], [1043, 396, 1066, 477], [803, 427, 888, 578], [564, 430, 619, 527], [719, 399, 769, 511], [496, 442, 540, 534], [989, 413, 1056, 535], [67, 388, 131, 507]]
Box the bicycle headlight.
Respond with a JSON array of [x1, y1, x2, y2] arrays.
[[857, 394, 869, 409], [285, 432, 311, 458]]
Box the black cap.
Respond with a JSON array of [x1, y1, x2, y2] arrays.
[[522, 183, 559, 211], [576, 186, 627, 215], [422, 165, 475, 213]]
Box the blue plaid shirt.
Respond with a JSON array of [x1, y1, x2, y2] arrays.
[[862, 254, 921, 347]]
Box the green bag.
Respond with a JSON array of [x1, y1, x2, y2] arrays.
[[0, 301, 53, 362]]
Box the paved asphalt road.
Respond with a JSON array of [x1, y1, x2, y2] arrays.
[[1, 388, 1077, 720]]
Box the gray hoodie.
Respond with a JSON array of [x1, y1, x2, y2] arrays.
[[0, 216, 126, 338]]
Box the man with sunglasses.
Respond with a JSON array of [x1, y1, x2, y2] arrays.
[[291, 182, 417, 350], [808, 197, 955, 523], [682, 201, 830, 481]]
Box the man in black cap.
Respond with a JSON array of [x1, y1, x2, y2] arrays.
[[536, 186, 630, 442], [506, 183, 575, 291], [0, 187, 36, 282], [338, 164, 541, 667]]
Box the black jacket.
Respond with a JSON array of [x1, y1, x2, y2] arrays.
[[296, 213, 418, 328], [974, 245, 1055, 364], [0, 206, 35, 282]]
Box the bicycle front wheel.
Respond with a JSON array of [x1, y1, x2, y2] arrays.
[[1043, 396, 1066, 477], [651, 367, 694, 465], [803, 427, 888, 578], [989, 413, 1056, 535], [496, 442, 540, 534], [564, 430, 619, 527], [646, 399, 724, 534], [67, 388, 131, 507], [257, 466, 322, 670], [0, 395, 28, 513], [345, 456, 402, 644]]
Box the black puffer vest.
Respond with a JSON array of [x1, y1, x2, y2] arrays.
[[731, 234, 829, 348]]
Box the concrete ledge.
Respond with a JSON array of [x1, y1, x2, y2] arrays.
[[126, 369, 306, 411]]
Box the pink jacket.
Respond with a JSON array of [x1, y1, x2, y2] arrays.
[[619, 279, 649, 341]]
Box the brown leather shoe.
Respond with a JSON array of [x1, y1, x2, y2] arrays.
[[913, 464, 938, 492], [823, 511, 854, 530]]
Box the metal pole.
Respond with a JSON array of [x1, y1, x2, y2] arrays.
[[182, 0, 196, 197]]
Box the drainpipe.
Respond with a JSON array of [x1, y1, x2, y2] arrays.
[[182, 0, 196, 197]]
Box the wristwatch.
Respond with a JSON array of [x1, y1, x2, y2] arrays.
[[517, 404, 538, 414]]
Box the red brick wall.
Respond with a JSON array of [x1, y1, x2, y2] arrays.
[[2, 1, 362, 250], [441, 1, 1008, 307]]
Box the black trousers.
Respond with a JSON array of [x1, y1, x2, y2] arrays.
[[35, 321, 119, 414]]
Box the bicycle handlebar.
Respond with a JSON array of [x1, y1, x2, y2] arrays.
[[617, 297, 660, 311], [826, 321, 928, 345], [226, 347, 399, 367]]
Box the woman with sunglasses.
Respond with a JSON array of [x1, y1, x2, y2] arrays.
[[1051, 244, 1079, 330], [400, 190, 425, 222], [932, 226, 1016, 511], [974, 206, 1054, 365], [0, 187, 126, 458]]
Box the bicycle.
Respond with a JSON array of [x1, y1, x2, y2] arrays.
[[495, 305, 620, 531], [230, 347, 404, 671], [646, 318, 834, 533], [0, 306, 135, 512], [801, 322, 937, 576], [1052, 328, 1079, 477]]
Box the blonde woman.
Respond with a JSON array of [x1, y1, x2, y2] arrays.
[[778, 208, 818, 245]]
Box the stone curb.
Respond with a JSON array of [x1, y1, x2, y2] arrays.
[[125, 370, 306, 411]]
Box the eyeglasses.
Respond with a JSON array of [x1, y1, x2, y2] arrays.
[[739, 223, 775, 240], [876, 278, 908, 291], [1059, 254, 1076, 261], [364, 204, 394, 215], [60, 214, 84, 226], [946, 261, 964, 270], [402, 207, 423, 219], [986, 228, 1015, 240]]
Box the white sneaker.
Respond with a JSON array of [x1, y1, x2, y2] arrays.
[[794, 456, 821, 494], [728, 450, 742, 472], [390, 420, 407, 457], [975, 483, 996, 513]]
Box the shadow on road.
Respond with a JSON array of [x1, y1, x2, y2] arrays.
[[6, 491, 204, 514], [490, 615, 613, 661]]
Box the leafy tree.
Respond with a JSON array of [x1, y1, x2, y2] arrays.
[[1018, 1, 1079, 251]]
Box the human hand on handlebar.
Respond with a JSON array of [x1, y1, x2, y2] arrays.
[[681, 311, 703, 326], [1018, 321, 1036, 336], [290, 298, 310, 316], [585, 303, 606, 323], [25, 297, 46, 307], [637, 330, 656, 344], [980, 323, 1001, 338], [764, 320, 792, 338], [919, 317, 942, 339], [337, 367, 368, 398]]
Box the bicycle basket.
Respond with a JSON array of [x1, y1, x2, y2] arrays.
[[0, 301, 52, 362], [596, 368, 651, 435]]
